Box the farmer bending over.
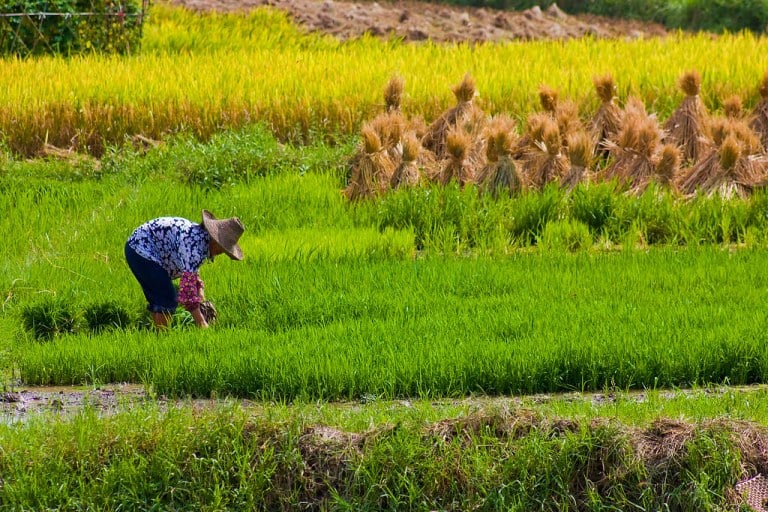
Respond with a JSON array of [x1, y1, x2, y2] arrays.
[[125, 209, 244, 329]]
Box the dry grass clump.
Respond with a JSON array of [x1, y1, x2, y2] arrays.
[[561, 131, 593, 191], [663, 70, 710, 163], [523, 117, 568, 190], [478, 115, 523, 196], [590, 74, 623, 156], [422, 73, 485, 160], [749, 71, 768, 151], [344, 123, 396, 201], [390, 132, 422, 189]]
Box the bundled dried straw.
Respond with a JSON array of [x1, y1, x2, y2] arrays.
[[522, 116, 568, 190], [749, 71, 768, 151], [678, 122, 768, 198], [437, 127, 474, 187], [723, 95, 743, 119], [663, 70, 710, 164], [384, 75, 405, 113], [344, 123, 396, 201], [653, 143, 682, 189], [478, 115, 523, 196], [538, 85, 559, 115], [589, 74, 623, 156], [422, 74, 485, 160], [390, 132, 422, 189], [513, 112, 550, 159], [602, 106, 663, 190], [561, 131, 592, 191], [368, 110, 409, 163]]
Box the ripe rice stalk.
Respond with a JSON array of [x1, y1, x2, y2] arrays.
[[678, 134, 768, 198], [748, 71, 768, 151], [561, 131, 592, 191], [344, 124, 396, 201], [437, 127, 474, 186], [390, 132, 422, 189], [384, 75, 405, 112], [663, 70, 710, 164], [422, 74, 484, 160], [589, 74, 623, 157], [523, 118, 568, 190]]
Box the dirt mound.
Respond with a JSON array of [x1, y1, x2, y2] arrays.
[[169, 0, 670, 43]]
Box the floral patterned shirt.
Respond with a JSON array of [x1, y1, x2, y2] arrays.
[[127, 217, 211, 309]]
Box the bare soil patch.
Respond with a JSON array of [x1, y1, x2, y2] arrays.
[[168, 0, 671, 43]]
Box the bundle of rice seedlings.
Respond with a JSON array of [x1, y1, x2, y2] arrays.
[[343, 124, 396, 201], [749, 71, 768, 151], [678, 134, 768, 198], [523, 118, 568, 190], [437, 127, 474, 187], [390, 132, 422, 189], [561, 131, 592, 191], [589, 74, 623, 156], [663, 70, 710, 164], [422, 74, 485, 159], [384, 75, 405, 113], [478, 115, 523, 196]]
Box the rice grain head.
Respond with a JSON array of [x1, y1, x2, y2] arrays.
[[566, 131, 592, 168], [720, 135, 740, 171], [384, 75, 405, 112], [452, 74, 477, 104], [361, 124, 383, 154], [656, 143, 681, 183], [539, 85, 559, 114], [594, 74, 617, 104], [401, 132, 420, 163], [724, 95, 743, 119], [680, 70, 701, 97], [446, 127, 471, 161]]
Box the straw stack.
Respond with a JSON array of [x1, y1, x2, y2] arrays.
[[663, 70, 710, 164], [344, 123, 396, 201], [589, 74, 623, 157], [437, 127, 474, 187], [422, 74, 485, 160], [748, 71, 768, 151], [561, 131, 593, 191], [478, 115, 523, 196], [390, 132, 422, 189], [523, 117, 568, 190]]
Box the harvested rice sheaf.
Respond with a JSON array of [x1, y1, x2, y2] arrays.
[[663, 70, 710, 163], [384, 75, 404, 112], [478, 116, 523, 196], [344, 124, 396, 201], [390, 132, 422, 189], [437, 127, 474, 186], [561, 131, 592, 191], [523, 118, 568, 190], [422, 73, 484, 160], [749, 71, 768, 151]]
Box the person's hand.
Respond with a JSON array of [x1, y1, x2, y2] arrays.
[[189, 305, 209, 328]]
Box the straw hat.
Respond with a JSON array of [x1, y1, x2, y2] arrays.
[[201, 209, 244, 260]]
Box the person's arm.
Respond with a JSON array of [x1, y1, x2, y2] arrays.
[[178, 271, 208, 328]]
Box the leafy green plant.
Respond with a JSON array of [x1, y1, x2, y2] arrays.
[[83, 301, 133, 332], [20, 298, 79, 340], [538, 219, 593, 252]]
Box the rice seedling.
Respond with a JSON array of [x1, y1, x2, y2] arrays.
[[663, 70, 711, 164], [83, 301, 134, 333]]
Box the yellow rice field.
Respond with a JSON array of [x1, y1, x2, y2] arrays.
[[4, 3, 768, 154]]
